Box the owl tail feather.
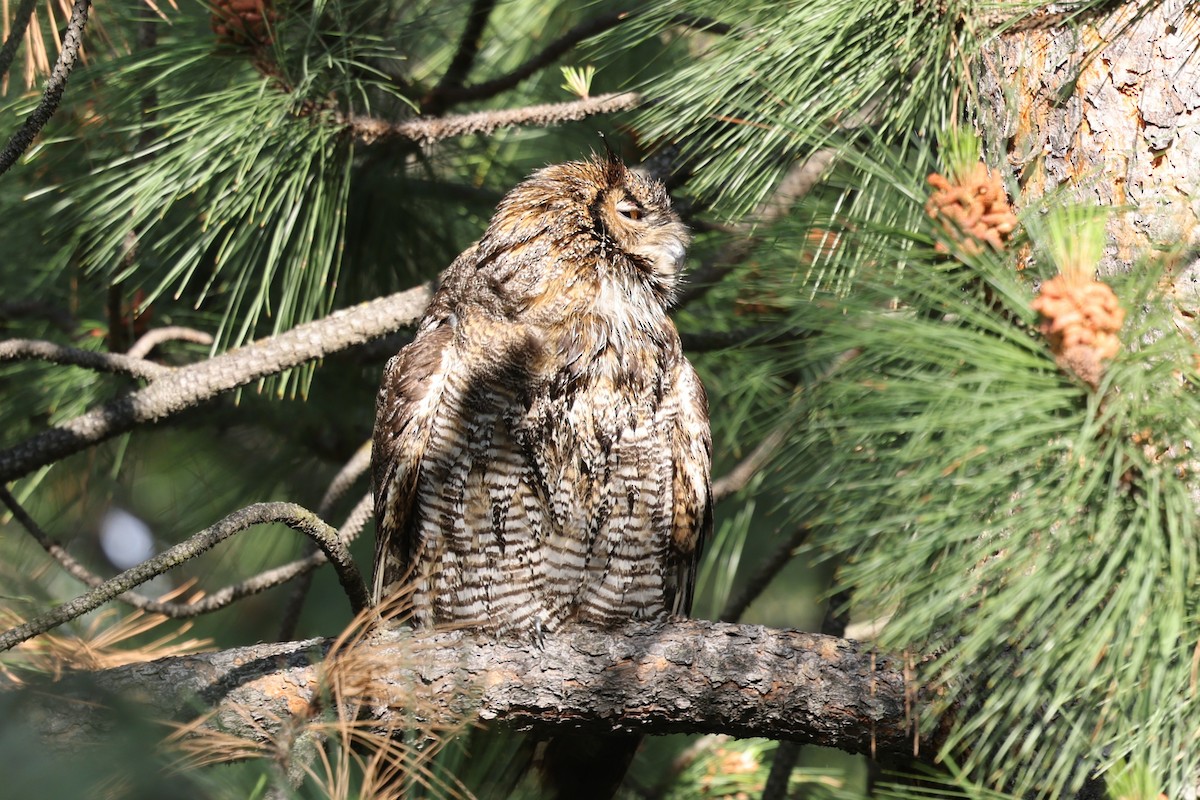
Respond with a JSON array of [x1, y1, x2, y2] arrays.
[[534, 732, 641, 800]]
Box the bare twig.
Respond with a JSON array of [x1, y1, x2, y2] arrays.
[[718, 525, 813, 623], [0, 502, 368, 652], [0, 338, 169, 381], [0, 0, 38, 82], [318, 441, 373, 518], [127, 326, 214, 359], [0, 0, 90, 176], [761, 741, 801, 800], [1, 485, 372, 622], [712, 428, 785, 503], [277, 490, 373, 640], [679, 147, 838, 306], [0, 283, 434, 484], [421, 0, 497, 114], [430, 9, 639, 106], [343, 92, 643, 147]]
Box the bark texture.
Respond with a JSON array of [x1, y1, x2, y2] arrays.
[[13, 620, 937, 761], [977, 1, 1200, 290]]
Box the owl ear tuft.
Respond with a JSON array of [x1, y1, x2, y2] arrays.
[[594, 134, 626, 186]]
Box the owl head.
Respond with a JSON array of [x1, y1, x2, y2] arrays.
[[479, 154, 691, 310]]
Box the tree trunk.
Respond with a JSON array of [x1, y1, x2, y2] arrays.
[[976, 1, 1200, 292]]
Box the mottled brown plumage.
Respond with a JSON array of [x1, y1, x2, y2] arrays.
[[372, 155, 712, 641]]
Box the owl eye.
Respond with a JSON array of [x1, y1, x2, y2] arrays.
[[615, 198, 643, 221]]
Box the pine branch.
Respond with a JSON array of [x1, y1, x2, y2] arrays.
[[427, 9, 639, 107], [421, 0, 498, 115], [0, 0, 37, 82], [278, 490, 374, 641], [0, 502, 369, 652], [0, 284, 433, 484], [21, 620, 936, 761], [712, 428, 785, 503], [342, 92, 642, 146], [0, 0, 90, 176], [718, 525, 814, 623]]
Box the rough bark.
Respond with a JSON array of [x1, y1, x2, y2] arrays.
[[12, 620, 938, 762], [976, 1, 1200, 288]]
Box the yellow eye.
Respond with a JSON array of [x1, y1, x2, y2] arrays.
[[615, 199, 642, 221]]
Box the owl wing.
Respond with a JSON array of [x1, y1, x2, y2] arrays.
[[666, 358, 713, 618], [372, 247, 479, 606], [371, 320, 456, 606]]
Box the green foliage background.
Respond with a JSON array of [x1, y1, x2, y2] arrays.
[[1, 0, 1196, 799]]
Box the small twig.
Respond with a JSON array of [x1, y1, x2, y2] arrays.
[[429, 9, 639, 106], [0, 0, 38, 82], [318, 441, 373, 518], [711, 428, 785, 503], [343, 92, 643, 147], [718, 525, 813, 623], [0, 338, 169, 381], [127, 326, 214, 359], [277, 489, 373, 640], [421, 0, 498, 115], [0, 0, 90, 176], [1, 486, 371, 621], [0, 283, 433, 484], [761, 741, 801, 800], [0, 502, 368, 652], [276, 441, 373, 638]]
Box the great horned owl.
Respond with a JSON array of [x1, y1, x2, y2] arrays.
[[371, 155, 712, 638]]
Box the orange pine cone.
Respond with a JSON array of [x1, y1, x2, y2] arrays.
[[1032, 274, 1124, 387], [211, 0, 276, 50], [925, 163, 1018, 255]]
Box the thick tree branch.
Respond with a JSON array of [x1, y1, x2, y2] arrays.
[[0, 0, 90, 176], [23, 621, 936, 761], [343, 92, 642, 147], [0, 284, 433, 484]]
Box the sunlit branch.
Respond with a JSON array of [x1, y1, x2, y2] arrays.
[[0, 284, 434, 484], [344, 92, 642, 147], [127, 326, 214, 359]]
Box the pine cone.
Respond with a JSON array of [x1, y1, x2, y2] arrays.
[[1031, 274, 1125, 388], [211, 0, 277, 50], [926, 163, 1018, 255]]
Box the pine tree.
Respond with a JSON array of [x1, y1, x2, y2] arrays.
[[1, 1, 1197, 799]]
